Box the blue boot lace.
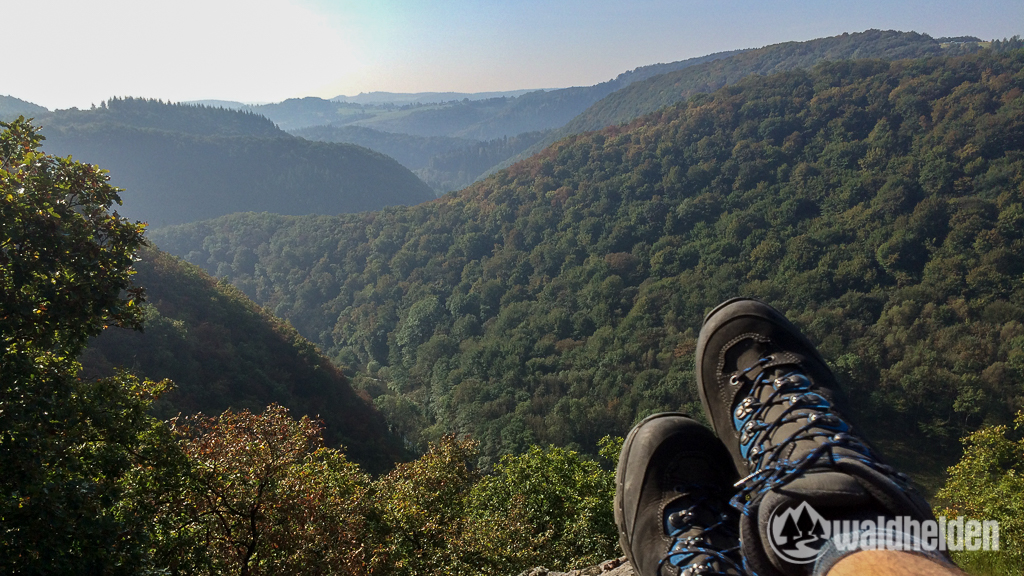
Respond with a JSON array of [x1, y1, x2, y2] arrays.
[[660, 487, 744, 576], [726, 356, 913, 515]]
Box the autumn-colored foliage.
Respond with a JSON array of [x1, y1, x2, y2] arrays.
[[171, 405, 368, 576]]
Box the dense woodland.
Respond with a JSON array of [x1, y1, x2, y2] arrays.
[[81, 246, 404, 472], [154, 50, 1024, 486], [503, 30, 995, 173], [38, 98, 435, 226], [287, 32, 983, 193]]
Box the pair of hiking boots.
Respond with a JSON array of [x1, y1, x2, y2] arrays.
[[614, 298, 937, 576]]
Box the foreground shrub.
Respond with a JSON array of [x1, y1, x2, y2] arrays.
[[937, 411, 1024, 574]]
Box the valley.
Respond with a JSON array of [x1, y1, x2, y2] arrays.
[[4, 27, 1023, 576]]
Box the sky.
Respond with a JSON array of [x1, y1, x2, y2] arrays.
[[6, 0, 1023, 110]]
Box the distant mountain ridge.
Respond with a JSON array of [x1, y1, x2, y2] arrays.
[[0, 95, 48, 121], [45, 96, 281, 137], [564, 30, 951, 134], [491, 30, 977, 174], [332, 90, 547, 105], [245, 50, 745, 137], [38, 97, 435, 226]]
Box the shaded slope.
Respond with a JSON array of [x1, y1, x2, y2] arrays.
[[81, 246, 405, 472], [151, 51, 1024, 486], [38, 99, 435, 226]]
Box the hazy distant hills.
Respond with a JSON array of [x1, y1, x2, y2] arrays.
[[282, 31, 990, 193], [290, 125, 474, 170], [0, 95, 48, 121], [150, 50, 1024, 483], [412, 130, 550, 192], [37, 98, 435, 226], [254, 50, 742, 137], [81, 246, 405, 472], [290, 124, 541, 192], [496, 30, 975, 172], [290, 124, 550, 193], [12, 31, 1004, 207], [268, 50, 743, 192], [332, 89, 544, 105]]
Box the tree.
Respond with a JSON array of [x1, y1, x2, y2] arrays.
[[365, 435, 480, 576], [937, 411, 1024, 572], [170, 405, 368, 576], [0, 117, 166, 573], [460, 444, 618, 573], [779, 515, 800, 544]]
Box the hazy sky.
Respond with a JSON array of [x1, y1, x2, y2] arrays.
[[7, 0, 1023, 110]]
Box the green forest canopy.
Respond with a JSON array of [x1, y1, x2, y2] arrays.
[[152, 50, 1024, 486], [81, 246, 405, 472]]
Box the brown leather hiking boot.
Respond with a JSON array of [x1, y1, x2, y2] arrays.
[[615, 413, 743, 576]]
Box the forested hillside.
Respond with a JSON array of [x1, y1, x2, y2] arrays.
[[567, 30, 952, 133], [80, 246, 404, 472], [45, 96, 281, 136], [38, 98, 435, 226], [413, 131, 551, 193], [274, 32, 959, 194], [498, 30, 979, 173], [290, 124, 473, 170], [291, 125, 551, 193], [151, 50, 1024, 484], [0, 95, 47, 121]]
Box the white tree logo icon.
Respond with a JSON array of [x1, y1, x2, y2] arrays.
[[767, 501, 832, 564]]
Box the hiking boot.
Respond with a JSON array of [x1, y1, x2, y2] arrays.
[[615, 413, 743, 576], [696, 298, 937, 575]]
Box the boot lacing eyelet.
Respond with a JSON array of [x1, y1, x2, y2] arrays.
[[728, 364, 906, 516]]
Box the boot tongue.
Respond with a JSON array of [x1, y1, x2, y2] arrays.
[[757, 471, 884, 575], [733, 339, 770, 373]]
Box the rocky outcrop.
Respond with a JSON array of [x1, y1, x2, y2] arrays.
[[517, 557, 634, 576]]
